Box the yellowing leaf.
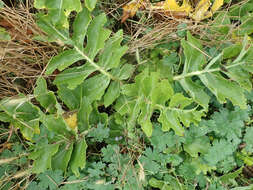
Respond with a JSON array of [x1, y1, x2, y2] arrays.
[[211, 0, 223, 12], [64, 112, 78, 131], [191, 0, 211, 20], [121, 0, 146, 23], [121, 0, 224, 22], [161, 0, 192, 13]]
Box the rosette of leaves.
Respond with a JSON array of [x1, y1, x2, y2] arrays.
[[25, 0, 131, 177]]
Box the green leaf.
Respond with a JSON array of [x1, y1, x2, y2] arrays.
[[29, 143, 60, 173], [46, 50, 83, 75], [149, 178, 172, 190], [179, 32, 209, 110], [0, 112, 12, 122], [84, 14, 111, 60], [98, 30, 128, 70], [116, 64, 135, 80], [223, 44, 242, 59], [52, 143, 74, 172], [204, 140, 234, 166], [244, 127, 253, 153], [36, 170, 63, 190], [159, 93, 204, 136], [104, 81, 120, 107], [0, 96, 41, 141], [184, 136, 210, 157], [81, 74, 110, 102], [58, 84, 81, 110], [34, 77, 62, 114], [85, 0, 97, 11], [78, 97, 92, 132], [199, 72, 247, 108], [53, 64, 96, 89], [0, 0, 4, 8], [36, 15, 71, 44], [117, 70, 204, 137], [34, 0, 82, 29], [41, 114, 74, 138], [0, 27, 11, 41], [211, 13, 231, 34], [176, 32, 250, 109], [72, 7, 92, 49], [220, 167, 243, 184], [87, 123, 110, 142], [69, 138, 87, 177]]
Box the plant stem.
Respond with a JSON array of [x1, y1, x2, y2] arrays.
[[173, 62, 245, 80]]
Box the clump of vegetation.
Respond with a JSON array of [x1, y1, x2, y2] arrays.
[[0, 0, 253, 189]]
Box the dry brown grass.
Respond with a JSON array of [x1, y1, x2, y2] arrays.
[[0, 3, 60, 99], [101, 0, 242, 54]]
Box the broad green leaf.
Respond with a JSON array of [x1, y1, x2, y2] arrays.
[[34, 77, 62, 114], [211, 12, 231, 35], [70, 138, 87, 177], [159, 93, 204, 136], [84, 14, 111, 60], [237, 17, 253, 35], [85, 0, 97, 11], [199, 72, 247, 108], [177, 32, 250, 109], [52, 143, 74, 172], [34, 0, 46, 8], [179, 32, 209, 109], [53, 64, 96, 89], [81, 74, 110, 102], [229, 0, 253, 19], [41, 114, 74, 138], [34, 0, 82, 28], [57, 84, 81, 110], [179, 78, 209, 110], [191, 158, 216, 175], [98, 30, 128, 70], [116, 64, 135, 80], [46, 49, 83, 75], [104, 81, 120, 107], [72, 7, 92, 49], [0, 27, 11, 41], [158, 110, 185, 136], [29, 143, 59, 173], [181, 32, 206, 73], [41, 10, 125, 89], [78, 97, 92, 132], [119, 71, 173, 136], [223, 44, 242, 59], [36, 15, 71, 44], [0, 96, 41, 141]]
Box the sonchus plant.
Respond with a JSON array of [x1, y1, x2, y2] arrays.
[[0, 0, 253, 177]]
